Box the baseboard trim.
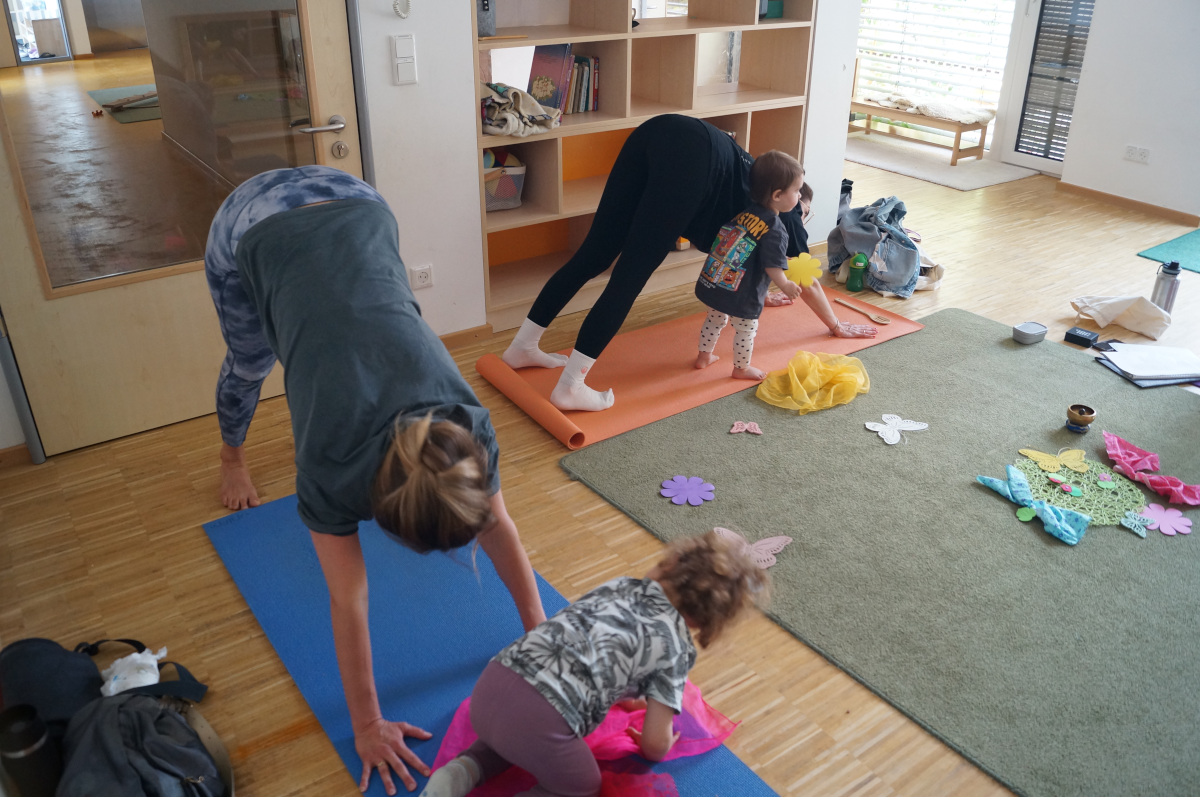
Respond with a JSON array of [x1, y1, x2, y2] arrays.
[[0, 443, 33, 469], [809, 241, 828, 257], [440, 324, 493, 350], [72, 53, 96, 60], [1057, 183, 1200, 227]]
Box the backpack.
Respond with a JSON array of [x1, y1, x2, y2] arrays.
[[0, 638, 231, 796]]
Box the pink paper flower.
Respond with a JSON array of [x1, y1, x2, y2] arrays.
[[1142, 504, 1193, 536], [660, 475, 715, 506]]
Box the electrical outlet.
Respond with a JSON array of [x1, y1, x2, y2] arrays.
[[408, 264, 433, 289], [1124, 145, 1151, 164]]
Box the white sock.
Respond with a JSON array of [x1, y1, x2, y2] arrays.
[[550, 350, 615, 411], [502, 319, 569, 369], [420, 755, 482, 797]]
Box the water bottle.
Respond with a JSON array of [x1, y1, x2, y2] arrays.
[[0, 704, 62, 796], [1149, 261, 1181, 313], [845, 253, 868, 292]]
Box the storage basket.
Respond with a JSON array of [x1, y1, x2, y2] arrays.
[[483, 164, 525, 211]]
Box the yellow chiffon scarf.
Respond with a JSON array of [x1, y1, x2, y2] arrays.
[[756, 351, 870, 414]]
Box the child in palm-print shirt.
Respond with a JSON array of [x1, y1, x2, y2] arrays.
[[422, 530, 769, 797]]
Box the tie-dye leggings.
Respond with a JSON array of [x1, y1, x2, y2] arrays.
[[203, 166, 388, 446]]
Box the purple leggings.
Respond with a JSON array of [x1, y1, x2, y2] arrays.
[[464, 661, 601, 796]]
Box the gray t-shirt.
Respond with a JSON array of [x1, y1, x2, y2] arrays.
[[235, 199, 499, 534], [496, 577, 696, 737], [694, 204, 788, 320]]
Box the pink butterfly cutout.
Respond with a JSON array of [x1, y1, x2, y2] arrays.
[[713, 527, 792, 569], [729, 421, 763, 435]]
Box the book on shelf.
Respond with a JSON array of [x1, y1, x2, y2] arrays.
[[527, 43, 573, 114], [563, 55, 599, 114]]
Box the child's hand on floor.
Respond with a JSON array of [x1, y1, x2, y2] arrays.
[[625, 724, 681, 761], [764, 291, 793, 307]]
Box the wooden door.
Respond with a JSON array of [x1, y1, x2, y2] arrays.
[[0, 0, 363, 456]]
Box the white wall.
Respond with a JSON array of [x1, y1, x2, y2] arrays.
[[62, 0, 91, 57], [802, 0, 861, 247], [353, 2, 487, 335], [1059, 1, 1200, 215]]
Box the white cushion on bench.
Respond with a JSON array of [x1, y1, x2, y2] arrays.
[[859, 90, 996, 125]]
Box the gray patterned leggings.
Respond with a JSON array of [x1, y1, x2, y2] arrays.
[[697, 309, 759, 369], [203, 166, 387, 446]]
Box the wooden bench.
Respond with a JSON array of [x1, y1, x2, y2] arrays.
[[849, 99, 989, 166]]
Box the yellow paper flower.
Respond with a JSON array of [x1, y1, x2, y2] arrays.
[[785, 252, 823, 287]]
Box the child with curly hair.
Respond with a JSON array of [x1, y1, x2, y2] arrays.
[[421, 529, 769, 796]]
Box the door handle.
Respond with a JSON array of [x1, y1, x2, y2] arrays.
[[295, 115, 346, 135]]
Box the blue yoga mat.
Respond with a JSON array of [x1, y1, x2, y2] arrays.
[[1138, 228, 1200, 273], [203, 496, 774, 796]]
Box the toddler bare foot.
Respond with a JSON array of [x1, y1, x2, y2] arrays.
[[732, 365, 767, 381], [220, 445, 261, 510], [694, 351, 720, 369]]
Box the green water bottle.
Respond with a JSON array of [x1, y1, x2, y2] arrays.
[[846, 253, 868, 292]]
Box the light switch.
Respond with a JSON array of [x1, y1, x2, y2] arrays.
[[394, 59, 417, 85], [392, 34, 415, 60]]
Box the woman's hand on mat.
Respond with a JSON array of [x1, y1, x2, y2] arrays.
[[356, 717, 432, 795], [831, 320, 878, 338]]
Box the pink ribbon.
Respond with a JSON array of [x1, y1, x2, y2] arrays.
[[1104, 430, 1200, 506]]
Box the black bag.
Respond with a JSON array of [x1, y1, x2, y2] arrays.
[[478, 0, 496, 38], [0, 638, 230, 796]]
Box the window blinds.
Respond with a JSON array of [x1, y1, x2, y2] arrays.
[[1013, 0, 1094, 161], [856, 0, 1017, 107]]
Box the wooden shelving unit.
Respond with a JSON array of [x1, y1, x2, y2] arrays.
[[472, 0, 817, 332]]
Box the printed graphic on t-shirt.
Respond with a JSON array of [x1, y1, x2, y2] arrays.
[[699, 210, 770, 293]]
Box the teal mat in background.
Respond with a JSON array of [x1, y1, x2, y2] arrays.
[[86, 84, 160, 123], [203, 496, 775, 797], [1138, 227, 1200, 273]]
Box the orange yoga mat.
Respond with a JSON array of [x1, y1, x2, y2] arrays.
[[477, 288, 923, 449]]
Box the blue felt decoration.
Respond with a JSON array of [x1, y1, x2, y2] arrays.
[[977, 465, 1091, 546]]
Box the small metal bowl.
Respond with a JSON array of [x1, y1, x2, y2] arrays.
[[1012, 321, 1047, 344]]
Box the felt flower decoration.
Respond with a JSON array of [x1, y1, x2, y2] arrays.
[[784, 252, 823, 287], [729, 421, 763, 435], [1142, 504, 1193, 536], [713, 527, 793, 569], [865, 414, 928, 445], [660, 476, 715, 506]]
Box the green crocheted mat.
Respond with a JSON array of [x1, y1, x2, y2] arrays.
[[1013, 457, 1146, 526]]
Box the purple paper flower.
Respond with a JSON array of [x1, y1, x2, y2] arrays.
[[660, 475, 715, 506], [1142, 504, 1193, 536]]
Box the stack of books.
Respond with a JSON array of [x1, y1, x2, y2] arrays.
[[526, 44, 598, 116], [565, 55, 599, 114], [1095, 343, 1200, 388]]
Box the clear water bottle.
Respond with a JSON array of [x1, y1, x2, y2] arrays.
[[1149, 261, 1181, 313]]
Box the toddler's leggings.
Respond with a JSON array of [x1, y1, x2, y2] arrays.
[[462, 661, 601, 796], [203, 165, 387, 446], [525, 115, 715, 359], [697, 309, 759, 369]]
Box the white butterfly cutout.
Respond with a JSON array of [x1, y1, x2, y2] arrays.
[[1120, 510, 1154, 538], [865, 413, 929, 445], [714, 527, 792, 569]]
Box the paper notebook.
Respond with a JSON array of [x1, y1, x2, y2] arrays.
[[1103, 343, 1200, 381]]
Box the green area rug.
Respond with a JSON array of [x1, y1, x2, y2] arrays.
[[560, 308, 1200, 796], [1138, 227, 1200, 273], [86, 84, 160, 123]]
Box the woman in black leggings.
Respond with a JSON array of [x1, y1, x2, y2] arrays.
[[502, 114, 868, 411]]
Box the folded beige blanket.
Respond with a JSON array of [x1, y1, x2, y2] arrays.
[[859, 90, 996, 125], [482, 82, 561, 137]]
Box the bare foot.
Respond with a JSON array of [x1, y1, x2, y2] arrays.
[[694, 351, 720, 369], [220, 444, 261, 510], [732, 365, 767, 381]]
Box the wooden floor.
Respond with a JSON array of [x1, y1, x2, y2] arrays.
[[1, 162, 1197, 796], [0, 50, 230, 287]]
